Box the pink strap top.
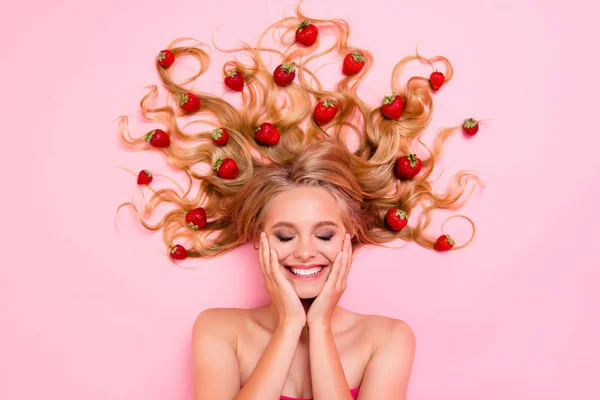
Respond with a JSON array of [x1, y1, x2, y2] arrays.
[[240, 386, 360, 399], [280, 387, 359, 400]]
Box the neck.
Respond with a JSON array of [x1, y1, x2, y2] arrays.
[[265, 299, 347, 343], [264, 297, 322, 341], [300, 297, 316, 314], [297, 297, 316, 341]]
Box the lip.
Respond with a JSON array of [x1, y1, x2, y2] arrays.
[[286, 264, 325, 269], [284, 264, 327, 281]]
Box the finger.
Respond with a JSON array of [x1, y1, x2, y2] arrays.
[[260, 233, 274, 287], [335, 235, 348, 289], [270, 249, 286, 287], [258, 233, 266, 273], [341, 234, 352, 288], [258, 232, 265, 273], [326, 250, 343, 290]]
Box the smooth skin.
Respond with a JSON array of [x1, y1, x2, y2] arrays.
[[191, 187, 416, 399]]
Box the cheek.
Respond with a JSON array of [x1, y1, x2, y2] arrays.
[[269, 240, 292, 261], [323, 239, 344, 263]]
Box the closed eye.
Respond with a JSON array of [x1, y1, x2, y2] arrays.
[[276, 235, 334, 242]]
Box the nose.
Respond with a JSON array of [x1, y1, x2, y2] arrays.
[[293, 236, 317, 260]]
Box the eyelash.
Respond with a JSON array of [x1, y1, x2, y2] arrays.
[[276, 235, 334, 243]]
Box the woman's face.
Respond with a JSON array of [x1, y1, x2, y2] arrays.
[[261, 186, 348, 299]]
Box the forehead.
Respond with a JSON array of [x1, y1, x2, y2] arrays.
[[266, 187, 342, 226]]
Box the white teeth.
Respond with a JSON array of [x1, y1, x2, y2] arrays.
[[290, 266, 323, 277]]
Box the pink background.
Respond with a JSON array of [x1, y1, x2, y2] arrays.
[[2, 0, 598, 399]]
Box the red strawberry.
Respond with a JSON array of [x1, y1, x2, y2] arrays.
[[186, 207, 207, 231], [434, 234, 455, 251], [170, 244, 187, 260], [342, 50, 365, 75], [313, 99, 338, 125], [224, 70, 244, 92], [255, 122, 280, 145], [385, 208, 408, 231], [296, 19, 318, 46], [273, 62, 296, 86], [395, 154, 422, 180], [462, 118, 479, 136], [212, 128, 229, 146], [381, 94, 405, 120], [144, 129, 170, 148], [213, 157, 239, 179], [137, 169, 153, 185], [180, 92, 200, 113], [157, 49, 175, 68], [429, 71, 445, 91]]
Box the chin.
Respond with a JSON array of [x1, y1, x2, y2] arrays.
[[289, 276, 328, 299], [294, 286, 323, 299]]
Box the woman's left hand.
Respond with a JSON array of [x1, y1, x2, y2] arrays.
[[306, 233, 353, 327]]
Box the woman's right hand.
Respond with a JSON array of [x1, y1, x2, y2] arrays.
[[258, 231, 306, 329]]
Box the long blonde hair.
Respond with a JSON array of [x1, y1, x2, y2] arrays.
[[117, 1, 484, 261]]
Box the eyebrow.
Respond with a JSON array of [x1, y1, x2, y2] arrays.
[[271, 221, 339, 229]]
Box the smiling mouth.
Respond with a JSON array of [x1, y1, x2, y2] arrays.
[[285, 265, 325, 277]]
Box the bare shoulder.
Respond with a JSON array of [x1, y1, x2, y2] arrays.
[[351, 313, 416, 397], [193, 307, 247, 323], [192, 307, 249, 343], [353, 312, 416, 351], [191, 308, 253, 398]]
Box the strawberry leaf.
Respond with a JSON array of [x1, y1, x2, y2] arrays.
[[143, 130, 156, 142], [213, 157, 223, 171], [463, 118, 477, 128], [323, 99, 334, 108], [299, 19, 311, 29], [408, 154, 418, 168], [445, 235, 455, 245], [281, 62, 295, 72], [395, 209, 407, 219], [227, 70, 238, 77], [383, 94, 396, 105], [180, 94, 189, 105], [351, 51, 365, 63], [212, 128, 223, 139]]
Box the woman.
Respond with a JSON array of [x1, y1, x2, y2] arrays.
[[191, 139, 418, 399], [117, 2, 482, 399]]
